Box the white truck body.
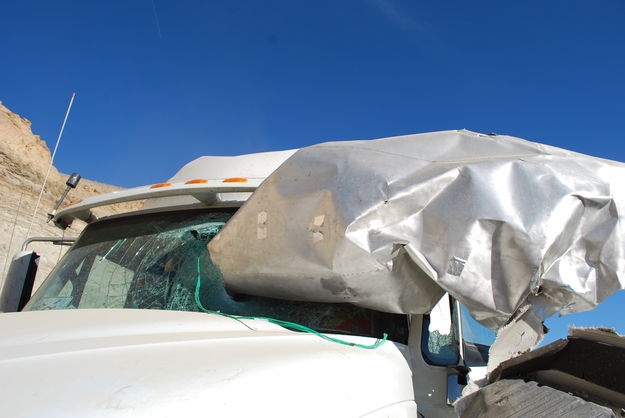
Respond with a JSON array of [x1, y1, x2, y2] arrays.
[[0, 309, 417, 417], [1, 150, 469, 417], [4, 131, 624, 416]]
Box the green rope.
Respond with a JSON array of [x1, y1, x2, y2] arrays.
[[194, 257, 387, 349]]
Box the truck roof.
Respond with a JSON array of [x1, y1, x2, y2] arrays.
[[53, 149, 296, 228]]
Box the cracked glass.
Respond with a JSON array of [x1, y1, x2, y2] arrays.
[[25, 210, 408, 342]]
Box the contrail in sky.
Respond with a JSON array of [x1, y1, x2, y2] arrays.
[[367, 0, 419, 34], [151, 0, 163, 39]]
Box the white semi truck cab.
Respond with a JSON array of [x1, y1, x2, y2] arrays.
[[0, 150, 492, 417]]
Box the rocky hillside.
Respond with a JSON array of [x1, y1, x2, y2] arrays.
[[0, 101, 140, 293]]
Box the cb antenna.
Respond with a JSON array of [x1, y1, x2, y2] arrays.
[[47, 172, 81, 222], [26, 92, 76, 238]]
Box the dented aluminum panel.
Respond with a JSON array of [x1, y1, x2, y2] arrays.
[[209, 130, 625, 329]]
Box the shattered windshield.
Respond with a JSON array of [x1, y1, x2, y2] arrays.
[[25, 210, 407, 342]]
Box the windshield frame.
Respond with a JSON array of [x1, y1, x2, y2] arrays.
[[25, 208, 409, 343]]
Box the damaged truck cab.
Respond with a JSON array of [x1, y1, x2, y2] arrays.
[[4, 130, 623, 416], [0, 149, 491, 417]]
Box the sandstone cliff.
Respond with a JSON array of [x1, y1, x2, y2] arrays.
[[0, 101, 140, 292]]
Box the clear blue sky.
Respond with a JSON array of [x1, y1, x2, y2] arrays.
[[1, 0, 624, 342]]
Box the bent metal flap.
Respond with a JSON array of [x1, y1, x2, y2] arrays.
[[208, 130, 625, 330]]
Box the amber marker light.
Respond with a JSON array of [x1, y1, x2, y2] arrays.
[[223, 177, 248, 183], [62, 201, 80, 208], [185, 179, 209, 184], [150, 183, 172, 189]]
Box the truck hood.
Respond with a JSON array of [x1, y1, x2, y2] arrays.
[[0, 309, 414, 417]]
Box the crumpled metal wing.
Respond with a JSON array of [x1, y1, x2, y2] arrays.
[[209, 130, 625, 329]]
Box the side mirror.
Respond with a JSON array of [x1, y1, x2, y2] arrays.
[[0, 251, 40, 312]]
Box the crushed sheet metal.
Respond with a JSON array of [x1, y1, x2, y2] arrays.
[[455, 379, 616, 417], [486, 304, 546, 371], [208, 130, 625, 329]]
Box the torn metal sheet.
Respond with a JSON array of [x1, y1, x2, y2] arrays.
[[208, 130, 625, 329], [475, 328, 625, 412], [486, 304, 546, 372], [455, 379, 616, 417]]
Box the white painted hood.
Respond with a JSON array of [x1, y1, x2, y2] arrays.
[[0, 309, 414, 417]]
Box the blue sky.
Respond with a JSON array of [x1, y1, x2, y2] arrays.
[[1, 0, 624, 342]]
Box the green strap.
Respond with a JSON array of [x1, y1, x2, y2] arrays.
[[194, 257, 387, 349]]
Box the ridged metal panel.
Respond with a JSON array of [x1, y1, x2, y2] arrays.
[[456, 379, 615, 417]]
